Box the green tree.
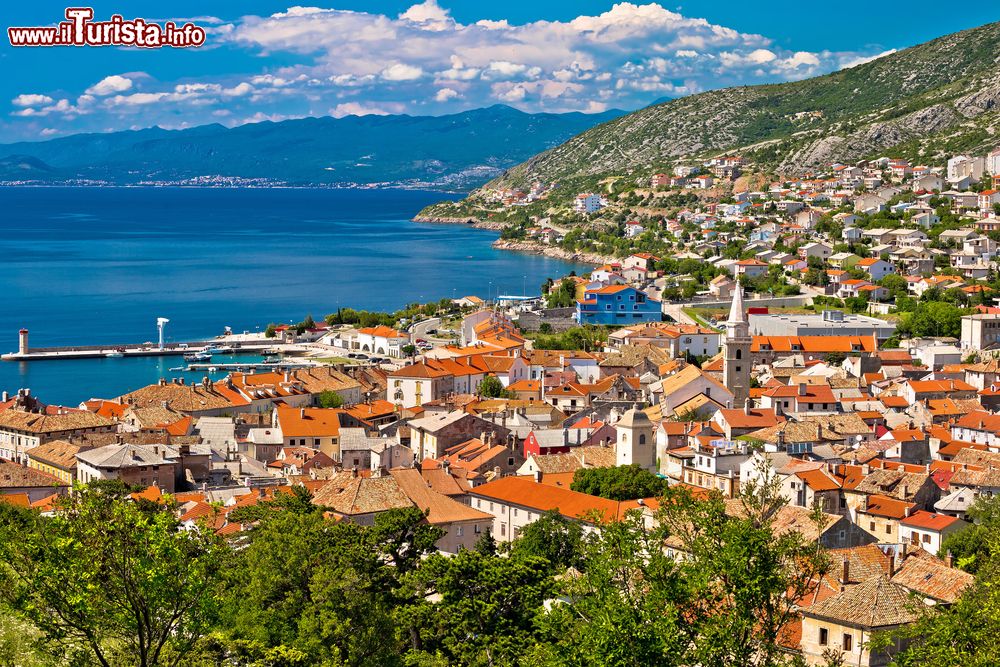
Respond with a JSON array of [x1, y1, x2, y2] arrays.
[[478, 375, 511, 399], [510, 510, 585, 573], [264, 323, 277, 338], [571, 464, 668, 500], [404, 550, 552, 666], [0, 486, 226, 667], [316, 389, 344, 408]]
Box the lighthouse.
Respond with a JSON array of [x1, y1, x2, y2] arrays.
[[18, 329, 28, 356]]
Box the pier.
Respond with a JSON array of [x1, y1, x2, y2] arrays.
[[1, 328, 282, 362]]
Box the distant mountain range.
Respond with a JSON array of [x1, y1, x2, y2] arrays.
[[485, 21, 1000, 190], [0, 105, 623, 190]]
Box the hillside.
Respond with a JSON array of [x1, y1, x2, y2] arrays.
[[0, 105, 622, 189], [485, 21, 1000, 190]]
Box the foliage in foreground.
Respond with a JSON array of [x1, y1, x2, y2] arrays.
[[5, 472, 1000, 666]]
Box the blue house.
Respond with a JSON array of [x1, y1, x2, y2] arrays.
[[576, 285, 662, 325]]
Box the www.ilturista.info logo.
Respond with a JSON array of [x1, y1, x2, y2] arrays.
[[8, 8, 206, 48]]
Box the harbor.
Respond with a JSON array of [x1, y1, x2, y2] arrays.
[[0, 327, 282, 362]]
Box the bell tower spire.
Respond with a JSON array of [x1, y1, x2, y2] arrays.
[[723, 280, 751, 407]]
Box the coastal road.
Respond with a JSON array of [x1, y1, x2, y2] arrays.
[[662, 303, 699, 326], [409, 317, 442, 339]]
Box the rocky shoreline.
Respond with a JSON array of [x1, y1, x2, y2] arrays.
[[413, 214, 610, 264], [490, 239, 610, 265], [411, 215, 506, 231]]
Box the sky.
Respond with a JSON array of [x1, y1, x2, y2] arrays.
[[2, 1, 999, 143]]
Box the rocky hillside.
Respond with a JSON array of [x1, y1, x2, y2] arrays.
[[488, 21, 1000, 189]]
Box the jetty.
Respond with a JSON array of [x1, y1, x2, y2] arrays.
[[1, 328, 281, 362]]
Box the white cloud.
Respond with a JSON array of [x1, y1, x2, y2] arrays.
[[330, 102, 404, 117], [12, 94, 54, 107], [4, 2, 889, 137], [221, 1, 876, 115], [841, 49, 896, 69], [399, 0, 452, 31], [223, 82, 254, 97], [434, 87, 460, 102], [86, 75, 134, 96], [381, 63, 425, 81]]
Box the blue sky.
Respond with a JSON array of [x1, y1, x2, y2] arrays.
[[2, 1, 999, 143]]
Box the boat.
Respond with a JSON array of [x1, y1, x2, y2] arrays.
[[105, 351, 124, 358], [168, 366, 185, 372], [183, 351, 212, 362], [207, 366, 219, 373]]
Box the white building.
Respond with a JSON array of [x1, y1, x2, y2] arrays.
[[574, 193, 606, 214]]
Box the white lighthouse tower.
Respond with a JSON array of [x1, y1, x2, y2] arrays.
[[156, 318, 170, 351]]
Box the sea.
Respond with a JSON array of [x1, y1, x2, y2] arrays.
[[0, 187, 588, 405]]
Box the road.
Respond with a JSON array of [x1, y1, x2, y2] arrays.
[[662, 303, 699, 326]]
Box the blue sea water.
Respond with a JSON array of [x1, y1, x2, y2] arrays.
[[0, 187, 588, 405]]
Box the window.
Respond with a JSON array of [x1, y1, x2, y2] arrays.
[[474, 524, 482, 534], [456, 526, 463, 537], [639, 434, 646, 445], [500, 524, 506, 537], [513, 508, 518, 517], [922, 533, 930, 543], [870, 521, 876, 531], [819, 628, 828, 646], [735, 349, 742, 360], [842, 634, 853, 651], [886, 524, 891, 534]]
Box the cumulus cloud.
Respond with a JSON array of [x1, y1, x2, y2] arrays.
[[434, 87, 460, 102], [381, 63, 425, 81], [86, 75, 134, 96], [12, 94, 54, 107], [223, 1, 878, 113], [330, 102, 403, 117], [5, 2, 888, 137]]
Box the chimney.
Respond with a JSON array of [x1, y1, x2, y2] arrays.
[[904, 504, 913, 517], [946, 550, 954, 568], [351, 465, 358, 478], [798, 383, 807, 396], [563, 428, 569, 447], [300, 408, 305, 419], [744, 397, 752, 415], [888, 552, 895, 577], [533, 469, 542, 483], [840, 557, 850, 586]]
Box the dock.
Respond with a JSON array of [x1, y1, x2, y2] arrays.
[[182, 362, 316, 372], [1, 339, 280, 362]]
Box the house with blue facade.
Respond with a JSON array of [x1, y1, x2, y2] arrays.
[[576, 285, 662, 325]]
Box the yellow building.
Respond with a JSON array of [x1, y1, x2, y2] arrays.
[[25, 439, 82, 485]]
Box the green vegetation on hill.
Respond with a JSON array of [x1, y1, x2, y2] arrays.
[[480, 21, 1000, 192]]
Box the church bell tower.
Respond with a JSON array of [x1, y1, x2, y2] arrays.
[[723, 281, 752, 408]]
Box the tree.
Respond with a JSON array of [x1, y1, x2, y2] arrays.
[[897, 301, 967, 339], [220, 506, 440, 666], [571, 464, 668, 500], [870, 560, 1000, 666], [264, 323, 277, 338], [0, 486, 226, 667], [510, 510, 585, 573], [478, 375, 511, 399], [401, 344, 417, 358], [316, 389, 344, 408], [940, 495, 1000, 573], [404, 550, 552, 666]]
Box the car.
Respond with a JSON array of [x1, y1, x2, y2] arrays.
[[415, 338, 427, 344], [426, 329, 438, 335]]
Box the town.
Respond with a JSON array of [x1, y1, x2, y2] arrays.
[[5, 147, 1000, 666]]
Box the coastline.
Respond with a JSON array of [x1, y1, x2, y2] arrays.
[[490, 239, 610, 265], [411, 214, 505, 231], [412, 215, 609, 264]]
